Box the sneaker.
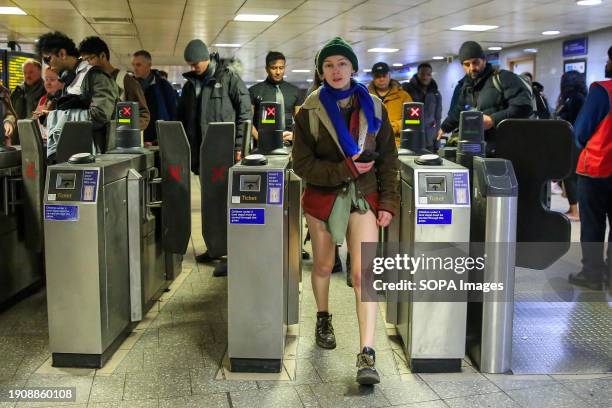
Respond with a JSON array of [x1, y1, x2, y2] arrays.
[[356, 347, 380, 385], [568, 272, 603, 291], [315, 312, 336, 349], [551, 182, 562, 195], [195, 251, 219, 263]]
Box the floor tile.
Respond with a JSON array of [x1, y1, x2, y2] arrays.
[[506, 384, 592, 408], [444, 391, 521, 408], [229, 387, 303, 408], [88, 374, 126, 403], [483, 374, 555, 391], [310, 378, 391, 408], [159, 393, 229, 408]]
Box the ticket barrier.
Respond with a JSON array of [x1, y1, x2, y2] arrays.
[[0, 144, 43, 307], [385, 155, 471, 372], [227, 125, 302, 372], [252, 102, 290, 156], [43, 117, 190, 367], [466, 157, 518, 373]]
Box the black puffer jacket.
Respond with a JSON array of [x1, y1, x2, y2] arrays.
[[403, 76, 442, 143], [177, 53, 251, 173], [441, 63, 533, 151]]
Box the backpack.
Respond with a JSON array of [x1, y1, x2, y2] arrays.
[[491, 70, 537, 119]]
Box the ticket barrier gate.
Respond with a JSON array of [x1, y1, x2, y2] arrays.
[[0, 144, 44, 307], [227, 152, 302, 372], [43, 119, 190, 367], [385, 155, 471, 372], [466, 157, 518, 373]]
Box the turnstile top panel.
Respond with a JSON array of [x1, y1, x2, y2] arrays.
[[0, 146, 22, 169], [48, 151, 155, 185], [399, 156, 467, 184], [233, 155, 290, 171]]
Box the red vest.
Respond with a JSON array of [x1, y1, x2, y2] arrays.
[[576, 80, 612, 178]]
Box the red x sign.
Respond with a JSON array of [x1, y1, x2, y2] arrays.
[[266, 106, 276, 117], [120, 106, 132, 117], [211, 165, 227, 183], [25, 162, 36, 179], [409, 107, 420, 118], [168, 164, 181, 182]]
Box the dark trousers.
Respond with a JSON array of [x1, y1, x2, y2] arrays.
[[563, 145, 581, 206], [577, 175, 612, 282]]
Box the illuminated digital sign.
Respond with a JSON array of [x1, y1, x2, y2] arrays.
[[0, 51, 39, 91]]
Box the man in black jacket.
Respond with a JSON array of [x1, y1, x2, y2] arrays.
[[438, 41, 533, 155], [403, 63, 442, 151], [177, 39, 251, 173], [177, 39, 251, 270]]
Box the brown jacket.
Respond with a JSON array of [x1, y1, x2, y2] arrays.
[[292, 87, 400, 216], [368, 80, 412, 144]]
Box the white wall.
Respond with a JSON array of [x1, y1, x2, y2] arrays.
[[499, 26, 611, 110]]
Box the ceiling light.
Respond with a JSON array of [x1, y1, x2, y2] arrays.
[[488, 46, 503, 51], [576, 0, 602, 5], [0, 6, 26, 15], [524, 48, 538, 53], [306, 79, 313, 82], [214, 43, 241, 47], [542, 30, 560, 35], [291, 69, 311, 73], [363, 69, 372, 72], [392, 63, 403, 67], [367, 48, 399, 53], [450, 24, 498, 32], [432, 56, 444, 60], [234, 14, 278, 22]]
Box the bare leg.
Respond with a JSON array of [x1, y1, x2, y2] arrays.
[[305, 214, 336, 312], [346, 210, 379, 350]]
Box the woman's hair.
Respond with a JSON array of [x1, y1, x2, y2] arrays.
[[558, 70, 587, 106]]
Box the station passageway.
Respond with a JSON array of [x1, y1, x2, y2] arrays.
[[0, 174, 609, 408]]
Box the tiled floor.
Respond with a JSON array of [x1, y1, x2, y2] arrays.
[[0, 177, 610, 407]]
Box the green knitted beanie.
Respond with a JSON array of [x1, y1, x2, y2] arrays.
[[316, 37, 358, 75]]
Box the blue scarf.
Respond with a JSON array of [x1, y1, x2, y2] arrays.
[[319, 79, 381, 157]]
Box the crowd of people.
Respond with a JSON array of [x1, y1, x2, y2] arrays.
[[0, 31, 610, 385]]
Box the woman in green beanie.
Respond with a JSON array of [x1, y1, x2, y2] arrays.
[[292, 37, 399, 385]]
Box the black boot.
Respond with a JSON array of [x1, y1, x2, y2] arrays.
[[196, 251, 220, 264], [315, 312, 336, 349], [213, 262, 228, 277], [356, 346, 380, 385]]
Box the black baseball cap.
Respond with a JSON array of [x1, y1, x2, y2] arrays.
[[372, 62, 390, 75]]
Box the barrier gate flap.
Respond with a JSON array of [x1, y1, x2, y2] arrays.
[[56, 121, 94, 163], [496, 119, 572, 269], [157, 121, 191, 254], [17, 120, 45, 252], [200, 122, 235, 258]]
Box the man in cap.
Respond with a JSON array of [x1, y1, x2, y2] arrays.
[[437, 41, 533, 154], [176, 39, 251, 271], [367, 62, 412, 145]]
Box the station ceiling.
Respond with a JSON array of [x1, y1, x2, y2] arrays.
[[1, 0, 611, 82]]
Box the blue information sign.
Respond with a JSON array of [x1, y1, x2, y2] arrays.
[[267, 171, 284, 205], [417, 209, 452, 225], [453, 172, 470, 206], [563, 38, 588, 57], [44, 204, 79, 221], [81, 169, 98, 202], [230, 208, 265, 225]]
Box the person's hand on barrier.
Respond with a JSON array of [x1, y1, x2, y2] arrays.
[[483, 114, 494, 130], [377, 210, 392, 227], [235, 150, 242, 162], [436, 128, 445, 140], [144, 141, 153, 147], [3, 121, 14, 137], [351, 153, 374, 174], [282, 131, 293, 141]]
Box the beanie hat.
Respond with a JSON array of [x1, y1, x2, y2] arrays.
[[458, 41, 485, 62], [184, 39, 209, 62], [316, 37, 358, 75]]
